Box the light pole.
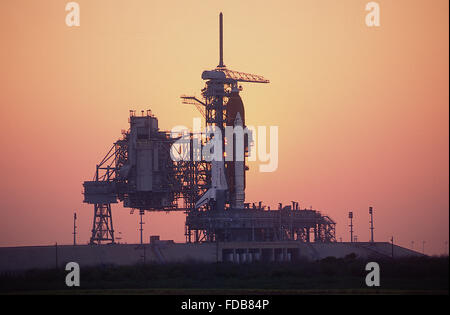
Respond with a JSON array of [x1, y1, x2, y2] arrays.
[[349, 212, 353, 243], [139, 210, 145, 245], [73, 212, 77, 246], [369, 207, 374, 242], [391, 236, 394, 258]]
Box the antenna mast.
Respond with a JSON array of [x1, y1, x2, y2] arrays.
[[218, 12, 225, 68]]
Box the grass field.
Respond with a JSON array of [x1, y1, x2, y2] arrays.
[[0, 255, 448, 295]]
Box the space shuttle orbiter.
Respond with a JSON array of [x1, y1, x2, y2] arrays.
[[195, 160, 228, 209]]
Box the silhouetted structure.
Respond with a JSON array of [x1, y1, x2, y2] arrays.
[[82, 13, 336, 245]]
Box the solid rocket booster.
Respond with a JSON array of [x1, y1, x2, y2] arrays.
[[233, 112, 245, 209]]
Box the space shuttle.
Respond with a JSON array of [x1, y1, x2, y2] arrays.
[[194, 13, 269, 210]]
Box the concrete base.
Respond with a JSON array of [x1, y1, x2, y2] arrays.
[[0, 241, 424, 272]]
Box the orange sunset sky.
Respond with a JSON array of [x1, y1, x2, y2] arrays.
[[0, 0, 448, 255]]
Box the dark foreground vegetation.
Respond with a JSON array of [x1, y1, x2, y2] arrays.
[[0, 255, 448, 294]]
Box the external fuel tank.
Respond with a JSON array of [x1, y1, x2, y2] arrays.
[[226, 91, 247, 208]]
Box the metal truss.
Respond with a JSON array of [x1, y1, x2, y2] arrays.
[[90, 203, 115, 244], [185, 208, 337, 243]]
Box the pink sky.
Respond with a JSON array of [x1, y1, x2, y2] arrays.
[[0, 0, 448, 255]]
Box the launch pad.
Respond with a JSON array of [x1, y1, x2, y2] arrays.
[[83, 13, 336, 245]]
